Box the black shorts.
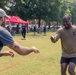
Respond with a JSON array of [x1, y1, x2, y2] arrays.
[[60, 57, 76, 64]]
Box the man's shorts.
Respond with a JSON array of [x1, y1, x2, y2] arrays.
[[60, 57, 76, 64]]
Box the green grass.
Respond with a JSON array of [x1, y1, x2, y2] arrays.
[[0, 32, 69, 75]]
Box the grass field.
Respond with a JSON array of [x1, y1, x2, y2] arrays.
[[0, 31, 69, 75]]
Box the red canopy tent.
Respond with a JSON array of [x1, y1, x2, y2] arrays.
[[6, 16, 29, 24], [15, 16, 29, 24]]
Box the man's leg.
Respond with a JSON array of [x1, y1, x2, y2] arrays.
[[22, 32, 26, 40], [60, 57, 69, 75], [61, 63, 68, 75], [68, 62, 76, 75], [23, 32, 25, 38]]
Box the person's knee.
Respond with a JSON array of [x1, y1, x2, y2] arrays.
[[68, 62, 76, 75], [68, 67, 75, 75]]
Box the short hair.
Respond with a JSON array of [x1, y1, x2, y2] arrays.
[[63, 16, 71, 20]]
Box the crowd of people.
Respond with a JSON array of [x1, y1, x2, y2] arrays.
[[28, 24, 47, 36], [5, 24, 47, 38]]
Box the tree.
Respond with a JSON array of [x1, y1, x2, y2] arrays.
[[2, 0, 76, 26]]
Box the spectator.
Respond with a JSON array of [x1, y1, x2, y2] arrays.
[[21, 24, 26, 40], [43, 25, 46, 36], [33, 25, 37, 36]]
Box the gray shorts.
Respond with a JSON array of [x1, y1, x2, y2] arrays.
[[60, 57, 76, 64]]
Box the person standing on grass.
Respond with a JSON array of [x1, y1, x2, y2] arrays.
[[50, 16, 76, 75], [0, 8, 40, 57], [43, 25, 46, 36], [21, 24, 26, 40], [33, 25, 37, 36]]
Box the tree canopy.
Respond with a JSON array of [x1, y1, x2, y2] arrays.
[[0, 0, 76, 25]]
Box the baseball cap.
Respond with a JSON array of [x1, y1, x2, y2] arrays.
[[0, 8, 9, 17]]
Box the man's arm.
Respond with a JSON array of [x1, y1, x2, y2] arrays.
[[0, 51, 14, 57], [50, 34, 60, 43], [7, 41, 40, 55], [50, 36, 56, 43]]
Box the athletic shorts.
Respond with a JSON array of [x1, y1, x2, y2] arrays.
[[60, 57, 76, 64]]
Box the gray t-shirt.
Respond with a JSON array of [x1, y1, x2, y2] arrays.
[[0, 26, 14, 51]]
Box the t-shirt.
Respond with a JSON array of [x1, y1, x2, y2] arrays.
[[43, 26, 46, 32], [0, 26, 14, 51], [22, 25, 26, 32], [55, 25, 76, 58], [34, 26, 36, 31]]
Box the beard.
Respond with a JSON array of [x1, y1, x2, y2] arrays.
[[64, 24, 71, 29], [1, 18, 6, 27], [1, 21, 5, 27], [65, 26, 70, 29]]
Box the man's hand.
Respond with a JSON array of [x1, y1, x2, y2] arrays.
[[32, 46, 40, 53], [3, 51, 14, 57], [50, 36, 56, 43]]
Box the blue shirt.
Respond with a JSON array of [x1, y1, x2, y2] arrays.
[[0, 26, 14, 51], [22, 25, 26, 32], [43, 26, 46, 32], [34, 26, 36, 31]]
